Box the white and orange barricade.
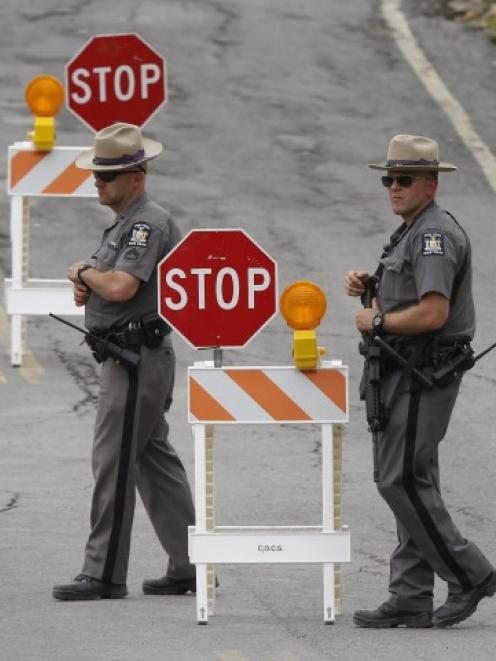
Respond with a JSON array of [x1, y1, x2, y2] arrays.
[[5, 142, 93, 364], [188, 360, 350, 624]]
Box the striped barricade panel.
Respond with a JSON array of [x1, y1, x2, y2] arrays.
[[8, 145, 95, 197], [188, 365, 348, 424]]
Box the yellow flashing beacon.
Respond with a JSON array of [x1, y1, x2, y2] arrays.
[[25, 74, 64, 151], [280, 280, 327, 369]]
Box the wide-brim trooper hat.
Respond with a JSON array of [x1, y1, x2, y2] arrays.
[[368, 134, 457, 172], [75, 122, 163, 171]]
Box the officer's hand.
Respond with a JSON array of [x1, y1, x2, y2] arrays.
[[355, 299, 380, 332], [355, 308, 376, 332], [74, 282, 90, 307], [344, 271, 369, 297], [67, 260, 87, 283]]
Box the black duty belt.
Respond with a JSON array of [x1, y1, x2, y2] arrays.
[[92, 316, 171, 350], [379, 335, 472, 375]]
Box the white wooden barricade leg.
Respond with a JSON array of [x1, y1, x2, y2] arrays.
[[193, 423, 209, 624], [333, 424, 343, 616], [10, 196, 26, 365], [188, 362, 350, 626], [193, 423, 217, 623], [322, 423, 344, 622], [322, 422, 337, 624], [205, 425, 216, 617]]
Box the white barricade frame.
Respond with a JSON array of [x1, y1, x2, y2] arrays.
[[5, 142, 94, 365], [188, 361, 350, 624]]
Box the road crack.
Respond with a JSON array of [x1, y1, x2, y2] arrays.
[[53, 342, 99, 413], [1, 492, 20, 513]]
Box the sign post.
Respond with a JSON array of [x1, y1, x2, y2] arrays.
[[65, 33, 167, 131]]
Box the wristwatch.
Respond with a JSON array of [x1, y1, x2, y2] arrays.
[[372, 312, 385, 334], [77, 263, 94, 284]]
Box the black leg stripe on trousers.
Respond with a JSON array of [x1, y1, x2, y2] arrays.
[[103, 368, 139, 584], [403, 381, 472, 592]]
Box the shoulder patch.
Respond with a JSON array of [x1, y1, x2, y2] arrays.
[[422, 230, 444, 256], [128, 223, 151, 248]]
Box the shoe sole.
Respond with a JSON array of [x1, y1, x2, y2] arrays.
[[142, 578, 219, 595], [353, 614, 432, 629], [142, 585, 196, 596], [433, 575, 496, 628], [53, 589, 128, 601]]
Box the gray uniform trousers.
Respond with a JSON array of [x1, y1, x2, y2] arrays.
[[377, 371, 493, 611], [82, 336, 196, 585]]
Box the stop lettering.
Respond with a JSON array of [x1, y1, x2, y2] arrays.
[[70, 63, 161, 104], [164, 267, 271, 311]]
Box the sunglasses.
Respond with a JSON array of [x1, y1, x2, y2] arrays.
[[94, 169, 144, 183], [381, 175, 429, 188]]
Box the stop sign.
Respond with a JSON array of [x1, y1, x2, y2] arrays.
[[158, 230, 278, 349], [65, 33, 166, 132]]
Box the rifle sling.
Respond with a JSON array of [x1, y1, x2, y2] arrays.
[[382, 338, 431, 422]]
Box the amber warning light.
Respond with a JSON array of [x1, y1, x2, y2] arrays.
[[280, 280, 327, 369], [25, 74, 65, 151]]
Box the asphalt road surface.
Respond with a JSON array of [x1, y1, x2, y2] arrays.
[[1, 1, 495, 660]]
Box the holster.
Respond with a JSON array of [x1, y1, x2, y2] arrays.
[[140, 314, 172, 348], [85, 335, 106, 363]]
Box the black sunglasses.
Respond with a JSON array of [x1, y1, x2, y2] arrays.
[[381, 175, 429, 188], [94, 169, 144, 183]]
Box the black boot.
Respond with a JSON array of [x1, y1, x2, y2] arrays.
[[142, 575, 197, 595], [432, 571, 496, 628], [353, 602, 432, 628], [53, 574, 128, 601], [142, 575, 219, 595]]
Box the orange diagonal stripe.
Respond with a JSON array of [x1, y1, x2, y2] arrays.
[[189, 377, 236, 421], [10, 151, 46, 188], [304, 370, 347, 413], [225, 369, 312, 421], [42, 160, 92, 194]]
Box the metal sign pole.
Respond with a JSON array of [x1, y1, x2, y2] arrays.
[[213, 348, 223, 368]]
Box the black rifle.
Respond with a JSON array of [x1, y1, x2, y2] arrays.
[[49, 313, 140, 371], [359, 276, 383, 482]]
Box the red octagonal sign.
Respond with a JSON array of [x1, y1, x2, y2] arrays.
[[65, 33, 166, 132], [158, 229, 278, 349]]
